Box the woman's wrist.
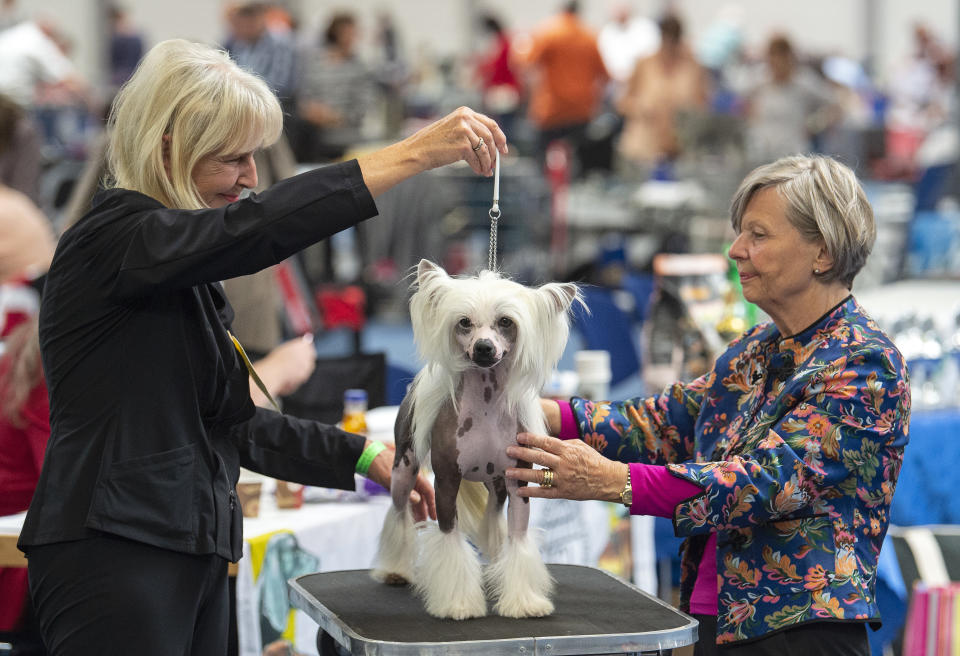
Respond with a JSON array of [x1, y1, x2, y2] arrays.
[[356, 140, 425, 198], [355, 440, 387, 476], [600, 461, 630, 503], [540, 398, 562, 435]]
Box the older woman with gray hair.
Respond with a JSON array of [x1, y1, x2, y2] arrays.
[[19, 38, 506, 655], [507, 155, 910, 655]]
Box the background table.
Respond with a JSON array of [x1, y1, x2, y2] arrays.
[[289, 564, 697, 656], [236, 491, 614, 656], [0, 512, 26, 568]]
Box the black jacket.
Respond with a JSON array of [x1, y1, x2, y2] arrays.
[[19, 161, 378, 562]]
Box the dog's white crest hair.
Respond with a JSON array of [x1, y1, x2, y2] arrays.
[[408, 260, 582, 461]]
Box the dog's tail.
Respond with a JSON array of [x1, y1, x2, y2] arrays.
[[456, 480, 488, 541]]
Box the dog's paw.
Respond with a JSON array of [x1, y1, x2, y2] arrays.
[[375, 571, 411, 586], [494, 591, 554, 618], [370, 568, 413, 586], [426, 593, 487, 620]]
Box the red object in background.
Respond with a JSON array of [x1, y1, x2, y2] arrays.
[[316, 285, 366, 332], [872, 128, 925, 181], [0, 331, 49, 631], [546, 139, 571, 273], [442, 242, 468, 276], [274, 260, 317, 335]]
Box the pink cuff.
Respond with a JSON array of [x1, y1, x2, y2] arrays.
[[690, 533, 718, 615], [629, 463, 703, 518], [556, 401, 580, 440]]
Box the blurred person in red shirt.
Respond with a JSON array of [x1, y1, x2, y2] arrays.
[[475, 13, 522, 134], [0, 315, 48, 640]]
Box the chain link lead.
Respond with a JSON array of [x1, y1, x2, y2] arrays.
[[488, 151, 501, 271]]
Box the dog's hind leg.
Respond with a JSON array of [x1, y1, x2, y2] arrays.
[[477, 477, 507, 560], [486, 481, 555, 618], [414, 448, 486, 619], [371, 397, 419, 585]]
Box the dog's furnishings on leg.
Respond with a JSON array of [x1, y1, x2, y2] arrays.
[[486, 533, 555, 618], [414, 525, 487, 619], [371, 505, 417, 585]]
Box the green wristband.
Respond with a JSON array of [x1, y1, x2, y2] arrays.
[[355, 441, 388, 476]]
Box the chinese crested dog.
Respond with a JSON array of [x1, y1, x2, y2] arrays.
[[372, 259, 581, 619]]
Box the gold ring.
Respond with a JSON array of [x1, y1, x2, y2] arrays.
[[541, 469, 555, 488], [472, 137, 485, 152]]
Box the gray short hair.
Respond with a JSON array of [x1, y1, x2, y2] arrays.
[[729, 155, 875, 289]]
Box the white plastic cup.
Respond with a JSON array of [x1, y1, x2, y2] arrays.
[[575, 350, 611, 400]]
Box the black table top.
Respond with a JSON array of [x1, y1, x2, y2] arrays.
[[289, 564, 697, 655]]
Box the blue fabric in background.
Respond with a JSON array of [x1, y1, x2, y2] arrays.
[[863, 407, 957, 654], [872, 536, 908, 656], [571, 286, 641, 387], [890, 408, 960, 526]]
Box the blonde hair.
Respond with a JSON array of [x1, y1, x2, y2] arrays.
[[106, 38, 283, 209], [730, 155, 875, 289]]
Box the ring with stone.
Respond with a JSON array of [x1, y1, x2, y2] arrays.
[[472, 137, 485, 152]]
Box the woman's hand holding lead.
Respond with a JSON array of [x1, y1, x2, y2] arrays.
[[406, 106, 507, 176], [505, 432, 628, 503]]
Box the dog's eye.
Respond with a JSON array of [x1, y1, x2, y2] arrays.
[[497, 317, 514, 328], [458, 317, 472, 328]]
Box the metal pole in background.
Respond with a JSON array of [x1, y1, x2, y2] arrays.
[[863, 0, 880, 80]]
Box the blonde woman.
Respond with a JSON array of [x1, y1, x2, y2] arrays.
[[19, 39, 506, 655]]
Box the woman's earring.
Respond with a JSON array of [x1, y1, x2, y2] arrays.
[[814, 268, 820, 274]]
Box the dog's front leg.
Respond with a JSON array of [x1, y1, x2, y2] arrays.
[[372, 395, 419, 585], [412, 432, 487, 619], [486, 479, 555, 618]]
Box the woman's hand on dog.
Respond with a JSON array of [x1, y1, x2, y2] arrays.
[[365, 442, 437, 522], [505, 432, 628, 503]]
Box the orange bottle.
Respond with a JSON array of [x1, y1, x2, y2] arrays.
[[341, 389, 368, 435]]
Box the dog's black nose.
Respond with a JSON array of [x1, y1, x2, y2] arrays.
[[474, 340, 495, 358]]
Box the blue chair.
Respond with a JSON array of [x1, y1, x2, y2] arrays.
[[914, 163, 954, 213], [572, 286, 641, 387], [386, 363, 415, 406], [620, 272, 656, 323]]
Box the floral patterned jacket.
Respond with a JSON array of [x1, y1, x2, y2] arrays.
[[570, 297, 910, 644]]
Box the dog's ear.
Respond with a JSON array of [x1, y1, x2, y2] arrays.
[[417, 259, 446, 284], [538, 282, 583, 315]]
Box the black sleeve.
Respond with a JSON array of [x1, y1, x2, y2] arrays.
[[110, 160, 377, 299], [232, 406, 367, 490]]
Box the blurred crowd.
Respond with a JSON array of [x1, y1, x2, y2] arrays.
[[0, 3, 958, 651], [0, 0, 958, 299]]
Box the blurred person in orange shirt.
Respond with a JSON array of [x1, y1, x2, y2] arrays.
[[515, 1, 609, 169]]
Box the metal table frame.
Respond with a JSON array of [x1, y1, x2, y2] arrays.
[[288, 565, 698, 655]]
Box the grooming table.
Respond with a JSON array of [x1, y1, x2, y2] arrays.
[[288, 564, 698, 655]]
